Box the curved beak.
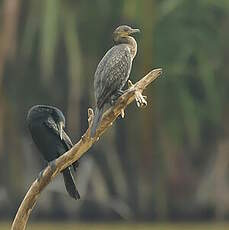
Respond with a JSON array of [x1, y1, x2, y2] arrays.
[[57, 121, 64, 140], [130, 28, 140, 34]]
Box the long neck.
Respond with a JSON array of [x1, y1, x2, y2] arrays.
[[115, 36, 137, 59]]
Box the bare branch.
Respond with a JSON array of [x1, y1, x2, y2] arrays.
[[11, 68, 162, 230]]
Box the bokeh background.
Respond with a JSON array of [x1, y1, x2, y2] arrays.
[[0, 0, 229, 228]]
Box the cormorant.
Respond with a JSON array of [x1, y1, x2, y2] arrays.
[[26, 105, 80, 200], [91, 25, 140, 137]]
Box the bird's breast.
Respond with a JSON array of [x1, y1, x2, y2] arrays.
[[29, 123, 65, 161]]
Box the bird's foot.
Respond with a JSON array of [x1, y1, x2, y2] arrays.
[[48, 160, 57, 172], [135, 91, 147, 108], [37, 160, 57, 182], [88, 108, 94, 128], [116, 89, 125, 96], [120, 109, 125, 118], [128, 80, 134, 88], [110, 89, 125, 105], [37, 169, 45, 182]]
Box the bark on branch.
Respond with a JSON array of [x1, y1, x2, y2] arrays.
[[11, 68, 162, 230]]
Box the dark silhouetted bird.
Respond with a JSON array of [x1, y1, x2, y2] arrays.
[[91, 25, 140, 137], [27, 105, 80, 200]]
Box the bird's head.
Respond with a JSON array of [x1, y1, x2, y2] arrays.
[[51, 107, 65, 140], [113, 25, 140, 42], [27, 105, 65, 139]]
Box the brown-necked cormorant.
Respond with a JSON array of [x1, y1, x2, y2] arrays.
[[91, 25, 140, 137]]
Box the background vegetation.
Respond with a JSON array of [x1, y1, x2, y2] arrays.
[[1, 223, 229, 230], [0, 0, 229, 223]]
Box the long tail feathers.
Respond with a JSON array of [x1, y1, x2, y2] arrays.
[[62, 167, 80, 200], [91, 107, 104, 137]]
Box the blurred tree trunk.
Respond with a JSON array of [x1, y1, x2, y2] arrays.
[[0, 0, 20, 156], [0, 0, 20, 82], [0, 0, 22, 201]]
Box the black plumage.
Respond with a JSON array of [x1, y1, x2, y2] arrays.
[[26, 105, 80, 200], [91, 25, 140, 137]]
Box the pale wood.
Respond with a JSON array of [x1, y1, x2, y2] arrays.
[[11, 68, 162, 230]]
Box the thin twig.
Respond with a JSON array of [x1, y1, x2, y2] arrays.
[[11, 68, 162, 230]]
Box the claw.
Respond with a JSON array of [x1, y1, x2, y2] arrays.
[[143, 95, 147, 100], [88, 108, 94, 128], [116, 89, 124, 96], [121, 109, 125, 118], [135, 91, 147, 108], [128, 80, 134, 88]]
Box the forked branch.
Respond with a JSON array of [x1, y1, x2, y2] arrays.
[[11, 68, 162, 230]]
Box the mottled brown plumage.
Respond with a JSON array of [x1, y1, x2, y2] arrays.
[[91, 25, 140, 137]]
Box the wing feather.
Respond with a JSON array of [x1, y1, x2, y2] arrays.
[[94, 45, 132, 109], [44, 117, 79, 170]]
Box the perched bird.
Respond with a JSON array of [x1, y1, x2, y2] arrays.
[[91, 25, 140, 137], [26, 105, 80, 200]]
